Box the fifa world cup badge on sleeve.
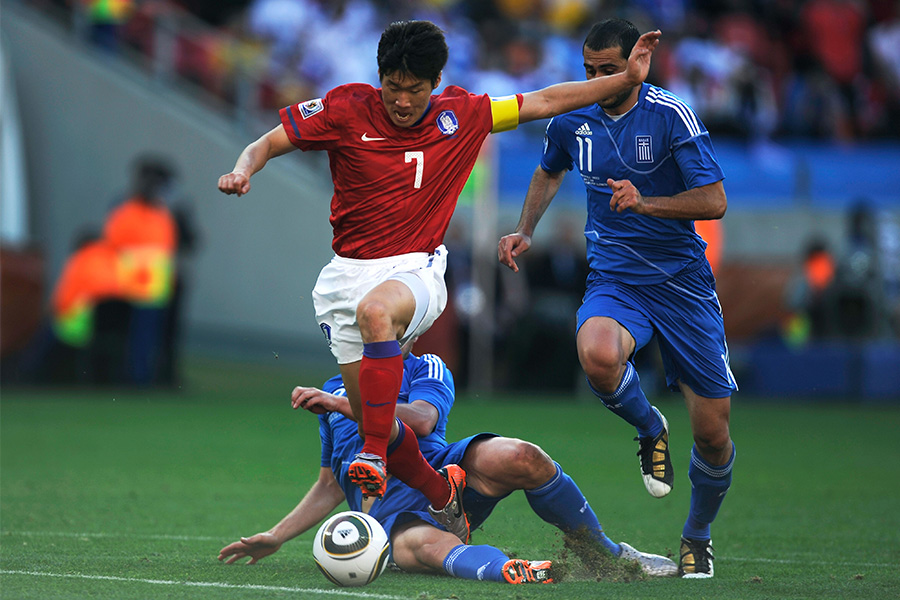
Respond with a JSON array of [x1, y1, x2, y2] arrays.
[[300, 99, 324, 119]]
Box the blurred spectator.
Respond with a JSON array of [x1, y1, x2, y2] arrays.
[[246, 0, 322, 93], [784, 201, 898, 345], [294, 0, 384, 92], [103, 155, 179, 385], [876, 209, 900, 336], [31, 0, 900, 141], [694, 218, 723, 276], [15, 231, 123, 383], [779, 53, 848, 139], [783, 237, 838, 346], [832, 200, 888, 339], [868, 4, 900, 138], [51, 232, 122, 348], [79, 0, 135, 52], [798, 0, 870, 139], [13, 154, 192, 387]]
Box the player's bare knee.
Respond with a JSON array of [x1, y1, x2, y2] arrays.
[[693, 430, 732, 462], [580, 351, 625, 393], [356, 300, 393, 339], [502, 439, 555, 485]]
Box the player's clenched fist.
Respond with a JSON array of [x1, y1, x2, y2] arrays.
[[607, 178, 644, 214], [218, 172, 251, 196]]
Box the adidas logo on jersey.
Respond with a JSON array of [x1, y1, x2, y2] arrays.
[[575, 122, 592, 136]]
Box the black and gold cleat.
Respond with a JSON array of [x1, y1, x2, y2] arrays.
[[635, 406, 674, 498], [679, 536, 714, 578]]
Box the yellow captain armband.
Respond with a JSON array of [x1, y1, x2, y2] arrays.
[[489, 95, 520, 133]]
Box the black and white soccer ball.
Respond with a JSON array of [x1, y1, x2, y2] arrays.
[[313, 511, 390, 587]]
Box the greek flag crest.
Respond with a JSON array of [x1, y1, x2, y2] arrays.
[[636, 135, 653, 163]]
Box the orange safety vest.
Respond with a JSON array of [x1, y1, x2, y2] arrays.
[[51, 240, 123, 346], [104, 198, 178, 305], [695, 219, 723, 276]]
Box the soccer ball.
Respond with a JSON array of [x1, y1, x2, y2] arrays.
[[313, 511, 390, 587]]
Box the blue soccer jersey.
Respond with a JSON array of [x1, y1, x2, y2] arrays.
[[317, 352, 456, 527], [542, 83, 725, 285]]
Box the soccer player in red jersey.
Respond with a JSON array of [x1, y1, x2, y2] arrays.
[[218, 20, 660, 543]]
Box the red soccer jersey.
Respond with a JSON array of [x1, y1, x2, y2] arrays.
[[280, 84, 521, 259]]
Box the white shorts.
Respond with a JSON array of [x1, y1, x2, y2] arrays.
[[312, 245, 448, 364]]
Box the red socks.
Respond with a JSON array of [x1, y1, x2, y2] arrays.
[[387, 420, 451, 508], [359, 341, 450, 509], [359, 341, 404, 460]]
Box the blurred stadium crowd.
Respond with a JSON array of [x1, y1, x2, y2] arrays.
[[7, 0, 898, 396], [41, 0, 900, 142]]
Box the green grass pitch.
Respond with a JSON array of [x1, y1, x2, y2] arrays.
[[2, 356, 899, 599]]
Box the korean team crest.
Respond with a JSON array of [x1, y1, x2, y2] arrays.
[[436, 110, 459, 135], [635, 135, 653, 163], [319, 323, 333, 348], [299, 98, 324, 119]]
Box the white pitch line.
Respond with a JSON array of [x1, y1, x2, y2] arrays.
[[722, 556, 896, 569], [0, 570, 408, 599], [4, 531, 895, 570], [1, 531, 310, 544], [3, 531, 222, 542]]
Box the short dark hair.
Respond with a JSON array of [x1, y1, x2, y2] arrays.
[[583, 18, 640, 60], [132, 155, 175, 201], [377, 20, 448, 87]]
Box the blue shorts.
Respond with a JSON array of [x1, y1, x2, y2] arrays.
[[372, 433, 501, 551], [577, 262, 738, 398]]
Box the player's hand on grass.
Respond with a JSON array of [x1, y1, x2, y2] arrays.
[[217, 172, 251, 197], [291, 386, 353, 418], [607, 178, 645, 214], [218, 532, 282, 564], [623, 30, 662, 87], [498, 232, 533, 273]]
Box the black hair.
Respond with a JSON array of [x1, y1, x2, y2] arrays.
[[131, 154, 175, 201], [583, 18, 640, 60], [377, 20, 448, 87]]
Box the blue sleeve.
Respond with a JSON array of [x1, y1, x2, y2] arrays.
[[664, 106, 724, 190], [319, 375, 346, 468], [319, 414, 333, 469], [321, 374, 345, 394], [540, 117, 575, 174], [672, 132, 725, 190], [404, 354, 455, 433]]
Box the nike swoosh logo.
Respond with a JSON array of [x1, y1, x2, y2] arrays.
[[452, 498, 462, 518], [361, 133, 387, 142], [365, 400, 393, 407]]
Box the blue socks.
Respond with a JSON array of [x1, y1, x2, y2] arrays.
[[443, 544, 508, 582], [589, 361, 662, 438], [683, 442, 735, 540], [525, 462, 621, 556]]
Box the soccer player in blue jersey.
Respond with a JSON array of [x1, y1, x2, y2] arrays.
[[498, 18, 737, 578], [218, 349, 677, 583]]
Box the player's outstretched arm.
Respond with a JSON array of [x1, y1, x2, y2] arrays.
[[217, 125, 296, 197], [217, 467, 345, 564], [498, 167, 566, 272], [517, 29, 661, 124], [291, 384, 438, 438]]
